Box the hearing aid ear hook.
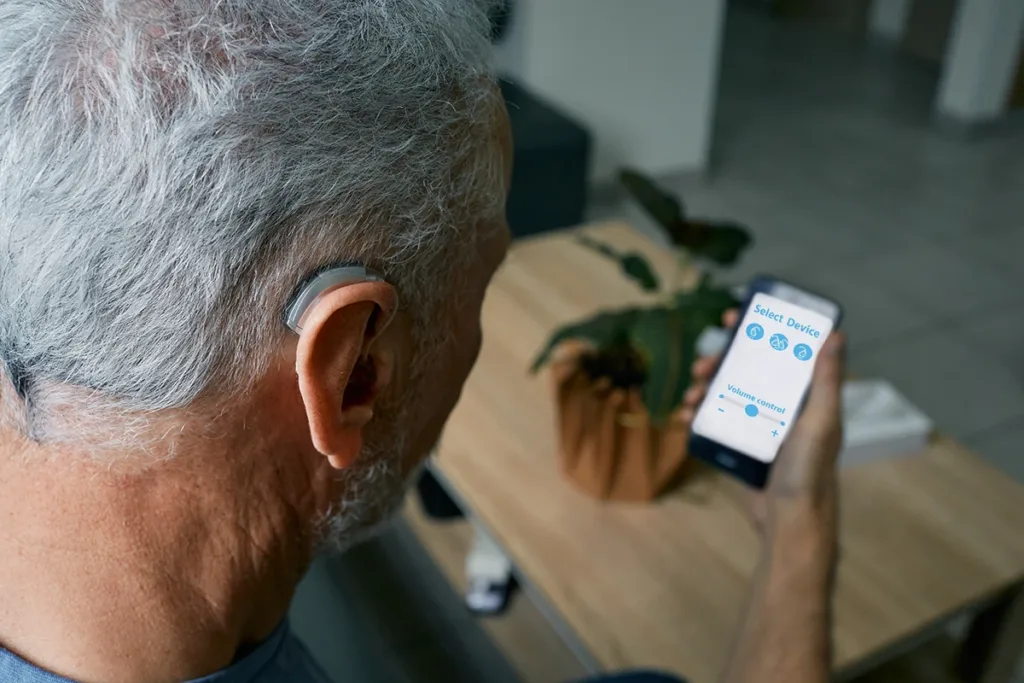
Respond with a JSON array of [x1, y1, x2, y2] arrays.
[[283, 265, 386, 334]]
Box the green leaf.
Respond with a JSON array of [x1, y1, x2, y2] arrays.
[[626, 283, 739, 423], [619, 168, 686, 229], [620, 254, 659, 292], [577, 236, 660, 293], [530, 309, 640, 374], [669, 220, 752, 266], [530, 280, 738, 422], [629, 307, 693, 424], [618, 168, 752, 266]]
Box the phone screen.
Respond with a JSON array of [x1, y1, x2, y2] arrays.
[[692, 288, 837, 463]]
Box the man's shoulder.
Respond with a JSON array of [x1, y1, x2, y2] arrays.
[[0, 623, 334, 683], [185, 623, 336, 683], [246, 628, 336, 683]]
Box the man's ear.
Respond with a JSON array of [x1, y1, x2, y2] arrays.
[[294, 282, 398, 469]]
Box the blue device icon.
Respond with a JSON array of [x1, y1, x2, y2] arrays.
[[746, 323, 764, 340], [793, 343, 813, 361], [769, 333, 789, 351]]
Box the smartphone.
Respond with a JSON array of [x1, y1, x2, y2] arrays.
[[689, 277, 843, 488]]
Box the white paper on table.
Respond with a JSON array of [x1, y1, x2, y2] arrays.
[[839, 379, 933, 467]]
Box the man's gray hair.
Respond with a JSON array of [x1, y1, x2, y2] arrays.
[[0, 0, 500, 446]]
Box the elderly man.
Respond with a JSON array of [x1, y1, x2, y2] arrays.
[[0, 1, 845, 682]]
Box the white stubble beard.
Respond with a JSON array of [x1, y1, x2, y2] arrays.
[[316, 300, 449, 554]]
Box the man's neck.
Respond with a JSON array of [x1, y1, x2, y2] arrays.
[[0, 422, 330, 683]]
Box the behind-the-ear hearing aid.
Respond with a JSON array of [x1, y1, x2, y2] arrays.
[[283, 265, 386, 334]]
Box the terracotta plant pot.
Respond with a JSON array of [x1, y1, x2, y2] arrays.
[[549, 342, 690, 502]]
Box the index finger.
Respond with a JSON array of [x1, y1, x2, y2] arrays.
[[724, 308, 739, 330]]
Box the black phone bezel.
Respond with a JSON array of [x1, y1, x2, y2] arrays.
[[687, 276, 843, 489]]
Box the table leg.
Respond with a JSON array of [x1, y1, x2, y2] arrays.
[[956, 583, 1024, 683]]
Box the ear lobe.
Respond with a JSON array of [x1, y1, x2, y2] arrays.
[[294, 282, 397, 468], [323, 405, 374, 470]]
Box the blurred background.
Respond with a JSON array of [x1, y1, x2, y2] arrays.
[[292, 1, 1024, 681], [497, 0, 1024, 479]]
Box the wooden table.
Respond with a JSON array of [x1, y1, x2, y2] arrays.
[[429, 222, 1024, 683]]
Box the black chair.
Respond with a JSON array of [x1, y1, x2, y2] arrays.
[[500, 78, 592, 238]]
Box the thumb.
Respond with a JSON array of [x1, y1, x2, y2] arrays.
[[790, 332, 845, 443]]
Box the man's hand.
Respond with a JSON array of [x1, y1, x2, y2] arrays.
[[750, 330, 845, 587], [683, 312, 846, 533], [757, 332, 845, 523], [697, 313, 846, 683]]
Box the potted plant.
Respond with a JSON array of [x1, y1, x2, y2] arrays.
[[530, 170, 753, 502]]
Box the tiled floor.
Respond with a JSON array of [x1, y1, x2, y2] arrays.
[[294, 5, 1024, 682]]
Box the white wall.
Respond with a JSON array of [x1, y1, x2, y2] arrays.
[[493, 4, 527, 78], [495, 0, 727, 183], [937, 0, 1024, 124]]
